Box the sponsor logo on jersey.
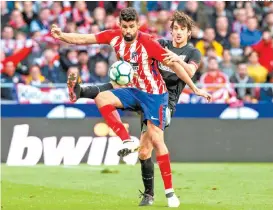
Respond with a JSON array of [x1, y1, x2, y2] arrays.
[[159, 54, 187, 73]]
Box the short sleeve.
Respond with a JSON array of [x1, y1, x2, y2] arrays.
[[189, 49, 202, 69], [95, 30, 117, 44]]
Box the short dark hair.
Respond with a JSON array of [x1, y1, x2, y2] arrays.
[[119, 7, 138, 22], [248, 51, 257, 58], [78, 50, 88, 55], [237, 61, 247, 67], [208, 56, 217, 62], [170, 11, 195, 32]]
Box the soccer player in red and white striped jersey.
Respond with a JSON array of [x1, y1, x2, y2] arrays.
[[51, 7, 211, 207]]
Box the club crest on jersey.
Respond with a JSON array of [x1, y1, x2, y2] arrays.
[[131, 52, 138, 63]]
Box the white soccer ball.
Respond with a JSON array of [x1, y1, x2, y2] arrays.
[[109, 60, 134, 86]]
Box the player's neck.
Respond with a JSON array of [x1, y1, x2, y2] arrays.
[[172, 40, 187, 48]]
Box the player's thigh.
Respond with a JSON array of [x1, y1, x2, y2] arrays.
[[95, 90, 123, 108], [147, 120, 169, 154], [140, 92, 169, 130], [146, 120, 164, 141]]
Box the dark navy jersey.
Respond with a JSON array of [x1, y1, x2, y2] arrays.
[[157, 39, 201, 111]]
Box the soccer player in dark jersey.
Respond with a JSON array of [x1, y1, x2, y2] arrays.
[[138, 11, 202, 206], [51, 9, 207, 207]]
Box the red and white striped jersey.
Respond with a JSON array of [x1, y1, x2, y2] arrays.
[[95, 30, 167, 94]]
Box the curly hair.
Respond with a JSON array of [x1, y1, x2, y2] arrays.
[[119, 7, 138, 22], [170, 11, 195, 32]]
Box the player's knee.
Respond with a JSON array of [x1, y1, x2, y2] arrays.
[[148, 130, 162, 149], [95, 91, 111, 107], [138, 146, 152, 160], [151, 138, 164, 151]]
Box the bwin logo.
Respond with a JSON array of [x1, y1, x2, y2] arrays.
[[6, 124, 139, 166]]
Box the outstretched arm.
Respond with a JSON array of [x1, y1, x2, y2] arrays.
[[51, 24, 97, 45], [165, 61, 211, 102]]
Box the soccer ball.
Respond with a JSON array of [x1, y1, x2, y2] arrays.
[[109, 60, 134, 86]]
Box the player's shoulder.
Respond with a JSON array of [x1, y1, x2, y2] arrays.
[[157, 39, 172, 48], [138, 31, 158, 43], [138, 31, 163, 50], [101, 29, 122, 38]]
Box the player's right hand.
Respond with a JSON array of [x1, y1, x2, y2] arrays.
[[194, 88, 212, 103], [51, 24, 62, 40]]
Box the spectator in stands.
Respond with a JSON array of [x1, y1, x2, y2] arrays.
[[30, 8, 51, 35], [228, 32, 244, 63], [263, 12, 273, 37], [9, 9, 29, 34], [230, 62, 255, 102], [202, 46, 222, 71], [240, 16, 262, 47], [93, 7, 106, 30], [38, 49, 66, 83], [25, 65, 49, 86], [1, 1, 10, 28], [215, 16, 231, 49], [64, 21, 77, 33], [196, 27, 223, 57], [252, 30, 273, 73], [105, 15, 118, 30], [0, 61, 24, 100], [184, 1, 210, 30], [78, 50, 92, 83], [72, 1, 93, 34], [90, 60, 110, 83], [1, 26, 15, 55], [219, 49, 236, 78], [50, 2, 66, 30], [90, 24, 100, 34], [211, 2, 233, 28], [60, 49, 78, 71], [22, 1, 38, 27], [200, 57, 229, 90], [233, 8, 247, 34], [247, 51, 268, 83], [157, 10, 171, 36]]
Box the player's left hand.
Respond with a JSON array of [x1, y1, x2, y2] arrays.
[[162, 47, 180, 64], [194, 88, 212, 103]]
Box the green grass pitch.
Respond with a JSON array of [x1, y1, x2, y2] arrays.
[[2, 163, 273, 210]]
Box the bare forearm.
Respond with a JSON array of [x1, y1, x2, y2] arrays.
[[171, 62, 198, 92], [60, 33, 97, 45], [178, 59, 195, 78]]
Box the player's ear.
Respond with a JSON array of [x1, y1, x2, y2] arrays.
[[137, 21, 140, 29]]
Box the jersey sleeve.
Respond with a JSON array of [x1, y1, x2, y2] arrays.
[[157, 39, 168, 48], [189, 49, 202, 69], [147, 38, 167, 62], [95, 30, 116, 44]]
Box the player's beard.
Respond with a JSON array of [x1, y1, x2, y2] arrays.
[[124, 34, 135, 42]]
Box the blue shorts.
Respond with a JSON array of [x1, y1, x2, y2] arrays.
[[111, 88, 168, 130]]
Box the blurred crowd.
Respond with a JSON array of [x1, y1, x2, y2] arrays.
[[1, 1, 273, 102]]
